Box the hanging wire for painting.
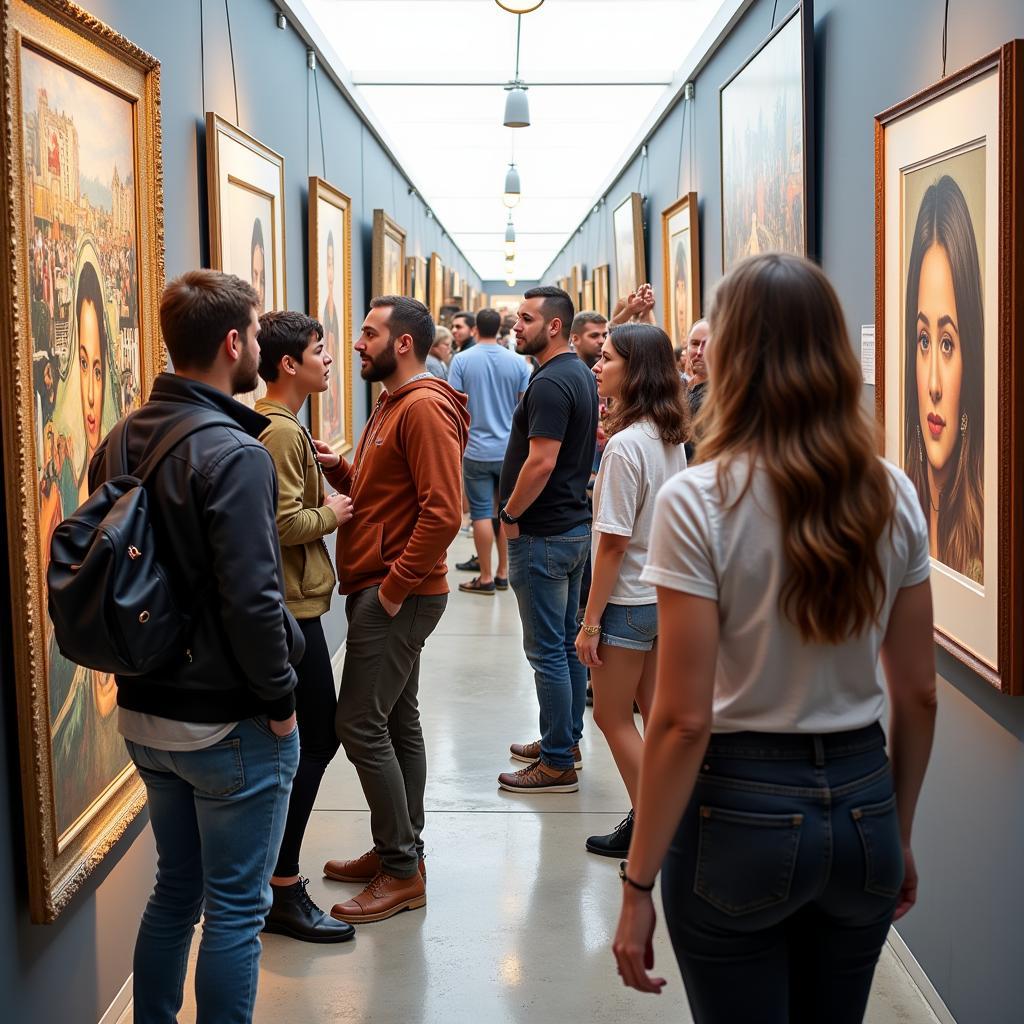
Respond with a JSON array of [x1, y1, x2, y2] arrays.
[[199, 0, 206, 116], [306, 64, 310, 176], [770, 0, 779, 30], [941, 0, 950, 77], [676, 96, 689, 196], [314, 66, 326, 177], [224, 0, 240, 126]]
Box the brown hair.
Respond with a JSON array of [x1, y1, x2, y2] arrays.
[[160, 270, 259, 370], [603, 323, 689, 446], [695, 254, 895, 644]]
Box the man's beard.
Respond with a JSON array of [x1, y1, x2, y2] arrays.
[[515, 330, 548, 356], [231, 344, 261, 395], [360, 338, 397, 382]]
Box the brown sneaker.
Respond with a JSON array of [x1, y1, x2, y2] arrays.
[[324, 849, 426, 884], [498, 760, 579, 794], [509, 739, 582, 770], [330, 871, 426, 924]]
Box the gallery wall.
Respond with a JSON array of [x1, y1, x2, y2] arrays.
[[545, 2, 1024, 1021], [0, 1, 481, 1020]]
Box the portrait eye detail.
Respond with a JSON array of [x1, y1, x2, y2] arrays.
[[940, 335, 955, 356], [918, 330, 930, 352]]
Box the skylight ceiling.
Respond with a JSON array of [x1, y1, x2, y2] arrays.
[[303, 0, 726, 281]]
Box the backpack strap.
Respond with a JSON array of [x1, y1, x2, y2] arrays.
[[128, 410, 241, 483]]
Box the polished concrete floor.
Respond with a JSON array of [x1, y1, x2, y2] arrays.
[[162, 539, 939, 1024]]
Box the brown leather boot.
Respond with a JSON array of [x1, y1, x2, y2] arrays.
[[509, 739, 582, 769], [323, 849, 426, 884], [330, 871, 426, 924]]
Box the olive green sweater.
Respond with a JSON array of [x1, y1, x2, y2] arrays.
[[256, 398, 338, 619]]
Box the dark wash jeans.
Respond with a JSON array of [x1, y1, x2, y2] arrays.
[[661, 723, 902, 1024], [508, 523, 590, 769]]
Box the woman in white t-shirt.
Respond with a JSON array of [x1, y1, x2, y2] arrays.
[[613, 254, 937, 1024], [575, 323, 688, 858]]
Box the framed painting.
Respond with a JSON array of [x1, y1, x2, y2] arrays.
[[206, 111, 285, 406], [308, 177, 353, 456], [557, 275, 569, 293], [570, 264, 583, 307], [452, 270, 462, 306], [593, 264, 610, 317], [875, 40, 1024, 694], [0, 0, 165, 921], [720, 1, 814, 272], [371, 209, 405, 299], [429, 252, 443, 319], [406, 255, 427, 304], [662, 192, 701, 348], [582, 279, 594, 312], [613, 192, 645, 299]]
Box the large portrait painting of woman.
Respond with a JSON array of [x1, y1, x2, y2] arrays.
[[0, 0, 165, 920], [309, 177, 353, 455], [876, 41, 1024, 696]]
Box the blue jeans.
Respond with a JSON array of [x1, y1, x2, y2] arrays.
[[508, 523, 590, 769], [463, 458, 503, 521], [126, 717, 299, 1024], [661, 723, 901, 1024]]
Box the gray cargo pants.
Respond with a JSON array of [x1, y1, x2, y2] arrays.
[[335, 585, 447, 878]]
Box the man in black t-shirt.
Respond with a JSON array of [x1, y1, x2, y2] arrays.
[[497, 286, 598, 794]]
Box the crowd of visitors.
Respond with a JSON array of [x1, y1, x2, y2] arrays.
[[71, 253, 935, 1024]]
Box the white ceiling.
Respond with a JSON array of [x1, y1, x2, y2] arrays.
[[302, 0, 726, 281]]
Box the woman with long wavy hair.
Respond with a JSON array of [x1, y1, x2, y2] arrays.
[[575, 323, 689, 858], [903, 174, 984, 583], [612, 254, 937, 1023]]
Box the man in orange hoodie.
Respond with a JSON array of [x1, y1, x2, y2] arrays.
[[314, 295, 469, 924]]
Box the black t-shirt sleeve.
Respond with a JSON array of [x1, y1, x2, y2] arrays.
[[525, 377, 572, 442]]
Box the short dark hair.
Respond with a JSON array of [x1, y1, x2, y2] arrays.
[[475, 308, 501, 339], [453, 310, 476, 330], [258, 310, 324, 383], [160, 270, 259, 370], [570, 311, 607, 336], [524, 286, 574, 340], [370, 294, 435, 361]]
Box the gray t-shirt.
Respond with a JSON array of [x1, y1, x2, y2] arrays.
[[119, 708, 236, 751], [592, 419, 687, 605]]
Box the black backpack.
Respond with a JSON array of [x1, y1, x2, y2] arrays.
[[47, 410, 237, 676]]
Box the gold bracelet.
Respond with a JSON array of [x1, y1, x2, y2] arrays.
[[580, 622, 601, 637]]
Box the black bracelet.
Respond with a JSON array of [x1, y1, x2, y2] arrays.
[[618, 860, 655, 892]]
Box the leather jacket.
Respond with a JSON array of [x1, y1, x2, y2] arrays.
[[88, 373, 303, 722]]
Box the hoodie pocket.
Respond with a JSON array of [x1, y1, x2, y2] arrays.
[[338, 520, 386, 579]]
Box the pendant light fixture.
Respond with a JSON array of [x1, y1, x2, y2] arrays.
[[502, 162, 521, 208], [506, 274, 518, 287], [495, 1, 544, 13], [502, 15, 530, 128], [504, 215, 516, 257]]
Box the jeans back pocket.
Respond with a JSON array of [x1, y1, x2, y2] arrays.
[[851, 794, 904, 898], [695, 806, 803, 916]]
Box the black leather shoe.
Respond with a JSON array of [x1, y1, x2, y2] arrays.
[[456, 553, 480, 572], [585, 810, 634, 858], [264, 878, 355, 943]]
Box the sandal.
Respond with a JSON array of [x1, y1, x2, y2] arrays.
[[458, 577, 495, 596]]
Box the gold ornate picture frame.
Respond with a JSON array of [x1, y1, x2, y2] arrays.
[[371, 208, 406, 299], [593, 263, 610, 318], [613, 192, 646, 300], [308, 176, 353, 456], [0, 0, 165, 922], [429, 252, 443, 320], [662, 192, 701, 348]]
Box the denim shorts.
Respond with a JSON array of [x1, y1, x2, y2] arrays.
[[463, 458, 503, 521], [600, 601, 657, 651]]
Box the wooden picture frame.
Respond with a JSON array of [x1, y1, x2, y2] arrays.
[[371, 208, 405, 300], [593, 264, 610, 318], [406, 254, 427, 304], [719, 1, 815, 272], [308, 176, 353, 456], [582, 279, 594, 312], [613, 192, 646, 299], [429, 252, 443, 320], [662, 192, 701, 348], [205, 111, 285, 406], [570, 264, 583, 308], [875, 41, 1024, 695], [0, 0, 165, 921]]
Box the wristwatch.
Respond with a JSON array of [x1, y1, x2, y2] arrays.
[[619, 861, 655, 892], [499, 507, 520, 525]]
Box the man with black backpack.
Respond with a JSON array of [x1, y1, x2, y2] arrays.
[[86, 270, 303, 1024]]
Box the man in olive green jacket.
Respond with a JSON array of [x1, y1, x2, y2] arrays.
[[255, 310, 355, 942]]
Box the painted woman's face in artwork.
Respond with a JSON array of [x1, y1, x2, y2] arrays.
[[77, 299, 104, 456], [915, 242, 964, 479]]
